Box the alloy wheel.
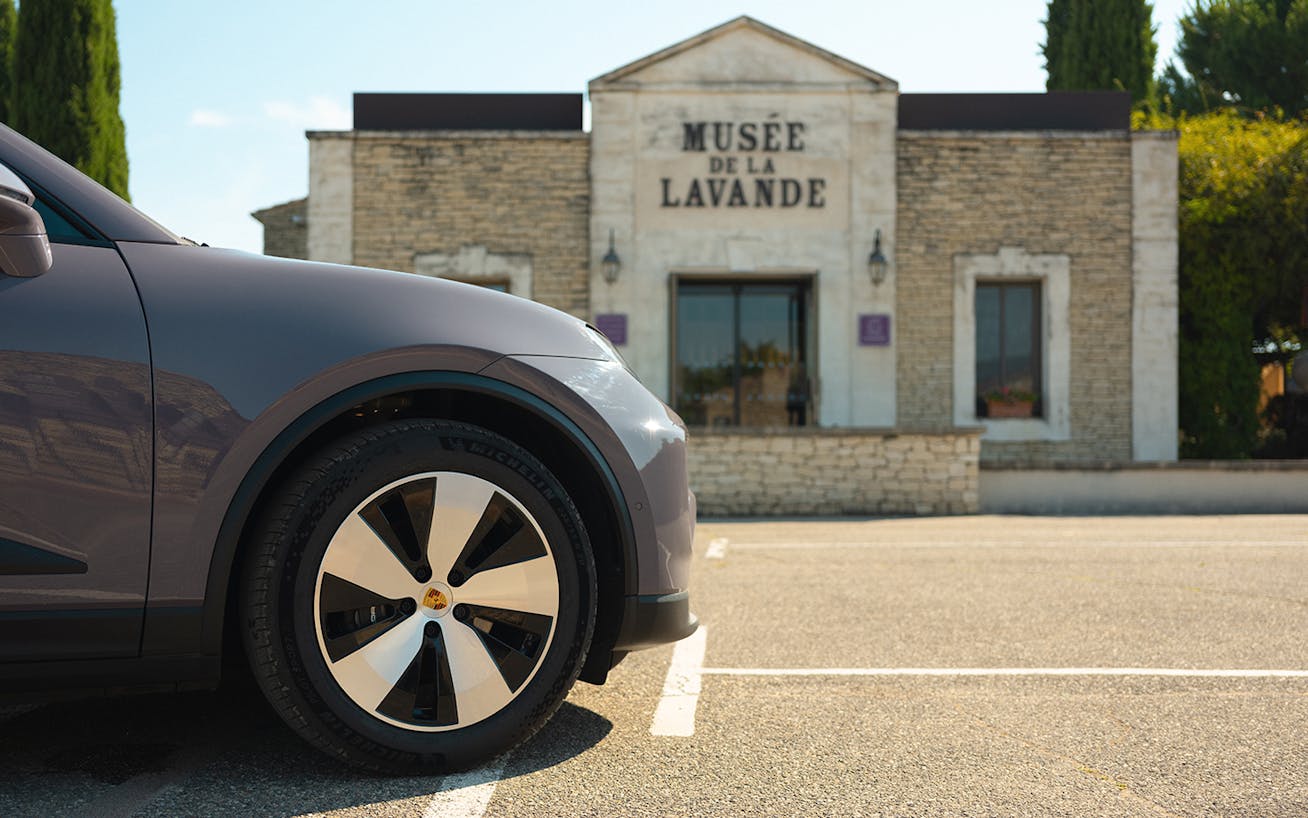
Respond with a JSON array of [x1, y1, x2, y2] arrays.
[[312, 471, 560, 731]]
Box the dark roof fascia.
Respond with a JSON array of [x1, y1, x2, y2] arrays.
[[353, 93, 583, 132], [898, 92, 1131, 132]]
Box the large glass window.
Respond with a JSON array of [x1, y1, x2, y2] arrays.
[[975, 282, 1042, 418], [674, 279, 814, 427]]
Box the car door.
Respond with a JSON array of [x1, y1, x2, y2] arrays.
[[0, 171, 153, 661]]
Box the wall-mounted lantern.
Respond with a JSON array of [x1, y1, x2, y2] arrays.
[[601, 229, 621, 284], [867, 229, 889, 286]]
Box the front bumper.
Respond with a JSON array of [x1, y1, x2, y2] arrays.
[[613, 591, 699, 652]]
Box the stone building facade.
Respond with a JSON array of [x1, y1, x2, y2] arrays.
[[349, 132, 590, 316], [250, 198, 307, 260], [254, 17, 1179, 515]]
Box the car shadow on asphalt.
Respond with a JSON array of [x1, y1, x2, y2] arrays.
[[0, 682, 613, 817]]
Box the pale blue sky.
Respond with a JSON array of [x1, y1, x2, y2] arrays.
[[114, 0, 1194, 252]]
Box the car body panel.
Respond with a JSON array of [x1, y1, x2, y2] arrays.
[[483, 355, 693, 595], [0, 243, 153, 660]]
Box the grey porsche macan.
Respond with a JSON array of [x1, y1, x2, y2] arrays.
[[0, 124, 696, 772]]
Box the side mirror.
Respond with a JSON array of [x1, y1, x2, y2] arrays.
[[0, 163, 52, 278]]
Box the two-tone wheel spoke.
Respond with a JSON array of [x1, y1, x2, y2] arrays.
[[377, 622, 459, 726], [454, 604, 555, 692], [318, 572, 414, 661], [320, 512, 418, 601], [441, 484, 549, 586], [328, 615, 426, 712], [453, 555, 559, 617], [439, 616, 518, 725], [317, 511, 421, 662], [358, 477, 438, 580], [425, 474, 499, 584]]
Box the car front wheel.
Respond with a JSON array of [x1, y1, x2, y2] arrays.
[[241, 419, 596, 772]]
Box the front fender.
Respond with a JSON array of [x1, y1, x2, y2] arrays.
[[116, 240, 623, 660], [143, 366, 654, 660]]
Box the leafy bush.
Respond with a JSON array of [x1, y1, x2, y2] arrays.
[[1136, 109, 1308, 457]]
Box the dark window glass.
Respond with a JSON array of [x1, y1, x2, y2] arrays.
[[975, 282, 1042, 418], [675, 280, 813, 427], [32, 195, 93, 243], [446, 278, 508, 293]]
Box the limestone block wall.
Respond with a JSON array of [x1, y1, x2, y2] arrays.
[[688, 429, 980, 516], [251, 198, 307, 260], [895, 132, 1135, 463], [349, 131, 591, 318], [307, 136, 353, 265]]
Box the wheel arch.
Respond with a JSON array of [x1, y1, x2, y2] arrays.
[[202, 371, 639, 679]]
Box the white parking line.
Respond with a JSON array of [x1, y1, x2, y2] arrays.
[[727, 540, 1308, 550], [650, 625, 707, 737], [422, 757, 507, 818], [705, 537, 729, 560], [701, 667, 1308, 678]]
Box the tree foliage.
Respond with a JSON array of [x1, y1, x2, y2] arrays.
[[1165, 0, 1308, 115], [1043, 0, 1159, 103], [10, 0, 129, 199], [1156, 60, 1212, 114], [0, 0, 13, 123], [1136, 109, 1308, 456]]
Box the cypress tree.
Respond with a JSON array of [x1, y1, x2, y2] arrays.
[[1043, 0, 1158, 104], [1043, 0, 1073, 92], [0, 0, 13, 123], [11, 0, 129, 199]]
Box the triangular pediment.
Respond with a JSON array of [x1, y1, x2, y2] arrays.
[[590, 17, 896, 90]]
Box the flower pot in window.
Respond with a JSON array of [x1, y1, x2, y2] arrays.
[[985, 399, 1035, 419]]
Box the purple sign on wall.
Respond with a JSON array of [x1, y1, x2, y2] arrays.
[[858, 314, 892, 346], [594, 313, 628, 346]]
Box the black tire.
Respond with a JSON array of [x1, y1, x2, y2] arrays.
[[240, 419, 596, 773]]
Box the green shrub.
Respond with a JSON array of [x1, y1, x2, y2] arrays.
[[1136, 109, 1308, 457]]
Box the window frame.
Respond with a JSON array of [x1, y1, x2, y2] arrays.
[[952, 247, 1071, 442], [13, 170, 111, 248]]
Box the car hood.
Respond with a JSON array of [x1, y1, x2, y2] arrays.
[[136, 245, 611, 362], [117, 242, 617, 422]]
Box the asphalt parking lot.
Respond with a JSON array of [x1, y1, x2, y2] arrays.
[[3, 514, 1307, 817]]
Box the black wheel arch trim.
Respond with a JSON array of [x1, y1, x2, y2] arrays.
[[578, 592, 698, 684], [612, 591, 698, 652], [176, 370, 644, 662]]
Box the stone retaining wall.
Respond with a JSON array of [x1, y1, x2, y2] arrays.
[[981, 460, 1308, 514], [688, 429, 981, 517]]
